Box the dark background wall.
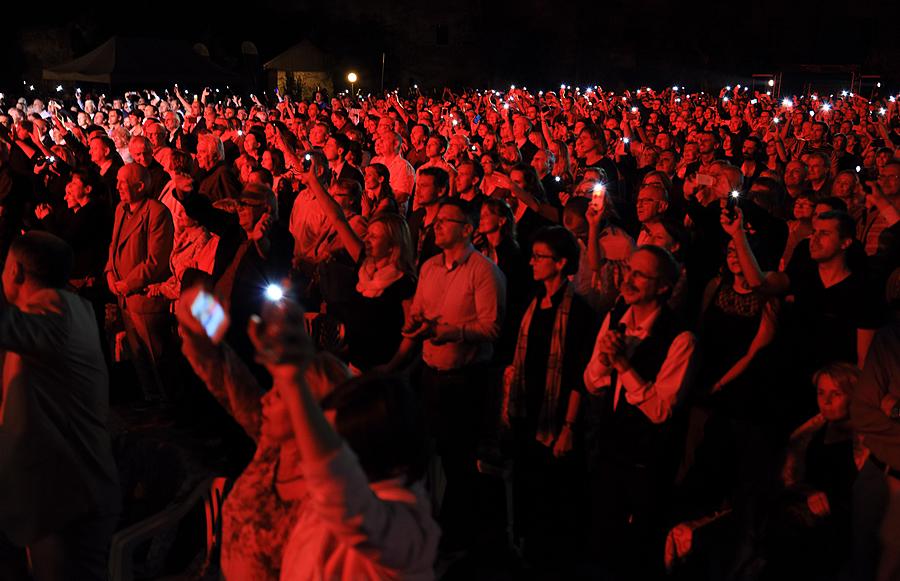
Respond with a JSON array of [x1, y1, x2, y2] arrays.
[[5, 0, 899, 92]]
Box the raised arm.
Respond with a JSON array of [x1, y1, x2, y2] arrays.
[[721, 207, 790, 295], [299, 163, 365, 263]]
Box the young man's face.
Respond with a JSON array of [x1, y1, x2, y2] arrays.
[[809, 217, 850, 262], [433, 204, 470, 249]]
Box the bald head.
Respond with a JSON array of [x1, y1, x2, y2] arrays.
[[117, 163, 149, 205]]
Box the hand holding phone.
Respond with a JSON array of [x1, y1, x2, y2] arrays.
[[189, 290, 229, 343]]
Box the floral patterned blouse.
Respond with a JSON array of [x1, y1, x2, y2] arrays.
[[181, 334, 349, 580]]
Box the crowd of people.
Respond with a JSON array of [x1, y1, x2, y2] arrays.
[[0, 80, 899, 580]]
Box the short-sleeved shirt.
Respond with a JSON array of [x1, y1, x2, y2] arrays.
[[786, 252, 883, 369]]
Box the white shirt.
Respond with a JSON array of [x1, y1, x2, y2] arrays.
[[583, 305, 696, 424], [370, 153, 415, 200]]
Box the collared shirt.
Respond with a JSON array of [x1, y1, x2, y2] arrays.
[[583, 305, 696, 424], [410, 245, 506, 371]]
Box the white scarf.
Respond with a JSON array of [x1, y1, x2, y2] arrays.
[[356, 259, 404, 298]]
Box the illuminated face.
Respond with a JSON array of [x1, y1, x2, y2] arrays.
[[807, 156, 828, 182], [817, 374, 850, 422], [479, 205, 502, 234], [480, 155, 495, 176], [698, 133, 716, 154], [64, 174, 91, 209], [410, 125, 426, 147], [243, 133, 260, 156], [197, 139, 218, 171], [792, 197, 815, 220], [309, 124, 328, 146], [261, 150, 275, 172], [879, 164, 900, 197], [784, 161, 808, 188], [809, 218, 849, 262], [456, 163, 477, 193], [324, 137, 340, 163], [530, 241, 563, 283], [128, 140, 154, 168], [575, 130, 596, 158], [164, 111, 180, 133], [513, 116, 530, 139], [657, 151, 676, 174], [636, 186, 667, 223], [364, 166, 381, 191], [619, 250, 666, 306], [682, 142, 699, 163], [433, 204, 470, 249], [832, 173, 856, 199], [811, 124, 826, 142], [425, 136, 443, 158], [645, 221, 678, 253], [531, 150, 551, 176], [416, 174, 441, 206], [146, 124, 167, 149], [364, 221, 394, 262], [89, 138, 109, 165], [117, 165, 145, 205]]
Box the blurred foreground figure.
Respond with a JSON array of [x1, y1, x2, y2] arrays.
[[0, 232, 120, 581]]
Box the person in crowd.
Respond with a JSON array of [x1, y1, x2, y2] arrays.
[[361, 163, 398, 218], [175, 283, 352, 580], [766, 362, 865, 579], [0, 80, 896, 579], [501, 226, 598, 570], [196, 132, 242, 202], [173, 176, 289, 378], [0, 232, 120, 581], [88, 134, 123, 203], [380, 198, 505, 551], [370, 131, 415, 207], [476, 197, 532, 365], [408, 166, 450, 268], [106, 162, 176, 403], [583, 244, 697, 579], [299, 163, 416, 371], [722, 206, 883, 424], [242, 295, 439, 579]]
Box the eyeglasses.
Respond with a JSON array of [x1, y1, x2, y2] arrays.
[[531, 253, 557, 261], [622, 264, 659, 282], [433, 217, 468, 227]]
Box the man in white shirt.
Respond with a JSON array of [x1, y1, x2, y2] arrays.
[[582, 244, 696, 579]]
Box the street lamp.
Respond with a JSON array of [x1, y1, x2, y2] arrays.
[[347, 72, 358, 95]]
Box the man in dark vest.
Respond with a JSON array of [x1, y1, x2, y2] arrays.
[[583, 244, 697, 579]]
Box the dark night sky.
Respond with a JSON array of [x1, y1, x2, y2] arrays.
[[4, 0, 898, 90]]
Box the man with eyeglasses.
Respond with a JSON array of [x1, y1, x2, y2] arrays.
[[583, 244, 696, 578], [635, 184, 670, 247], [381, 197, 505, 553]]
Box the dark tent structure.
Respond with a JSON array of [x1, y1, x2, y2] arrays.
[[42, 36, 241, 86]]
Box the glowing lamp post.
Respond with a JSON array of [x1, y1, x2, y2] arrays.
[[347, 72, 358, 95]]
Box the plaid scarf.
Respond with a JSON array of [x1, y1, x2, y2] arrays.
[[505, 282, 574, 447]]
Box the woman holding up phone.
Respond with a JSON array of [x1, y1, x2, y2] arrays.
[[176, 285, 351, 580]]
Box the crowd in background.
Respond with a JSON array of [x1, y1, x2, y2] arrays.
[[0, 80, 899, 580]]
